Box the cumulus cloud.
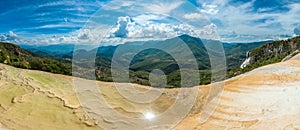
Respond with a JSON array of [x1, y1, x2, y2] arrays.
[[0, 31, 20, 43], [0, 30, 91, 45], [0, 35, 6, 41], [8, 31, 18, 38], [78, 29, 91, 40], [108, 15, 218, 42], [112, 16, 131, 38], [202, 23, 217, 35]]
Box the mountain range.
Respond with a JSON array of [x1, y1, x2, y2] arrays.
[[10, 35, 268, 87], [4, 34, 298, 87]]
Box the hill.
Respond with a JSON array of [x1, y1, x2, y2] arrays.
[[234, 36, 300, 76], [0, 42, 71, 75]]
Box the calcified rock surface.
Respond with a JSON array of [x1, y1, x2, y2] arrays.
[[0, 64, 100, 130], [0, 64, 208, 130], [175, 58, 300, 129], [0, 123, 6, 130], [1, 57, 300, 129]]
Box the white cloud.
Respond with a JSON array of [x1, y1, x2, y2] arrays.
[[193, 0, 300, 43], [8, 31, 18, 39], [111, 16, 132, 38], [145, 0, 184, 14], [0, 31, 20, 43], [33, 23, 82, 29], [257, 7, 274, 13], [2, 0, 220, 45], [197, 0, 227, 8], [220, 34, 292, 43], [276, 3, 300, 32], [0, 13, 219, 45], [110, 15, 218, 40], [133, 14, 164, 24], [11, 0, 300, 44], [38, 1, 103, 8], [202, 23, 217, 35], [200, 4, 219, 15], [102, 0, 184, 15], [102, 1, 134, 10], [78, 29, 91, 40], [183, 13, 206, 20], [197, 0, 300, 41]]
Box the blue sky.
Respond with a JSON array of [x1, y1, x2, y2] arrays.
[[0, 0, 299, 45]]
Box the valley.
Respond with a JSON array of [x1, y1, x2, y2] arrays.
[[5, 35, 270, 87]]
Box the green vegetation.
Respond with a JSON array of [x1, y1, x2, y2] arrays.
[[4, 35, 296, 88], [228, 36, 300, 77], [100, 35, 265, 87], [0, 42, 72, 75]]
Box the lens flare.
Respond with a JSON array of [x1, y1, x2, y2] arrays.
[[144, 112, 155, 120]]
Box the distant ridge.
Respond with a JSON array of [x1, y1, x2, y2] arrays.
[[1, 35, 270, 87]]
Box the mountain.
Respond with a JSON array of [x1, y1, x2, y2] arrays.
[[91, 35, 268, 86], [16, 35, 269, 87], [20, 35, 267, 69], [224, 41, 270, 70], [1, 53, 300, 129]]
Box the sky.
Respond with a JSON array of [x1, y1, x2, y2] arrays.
[[0, 0, 299, 45]]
